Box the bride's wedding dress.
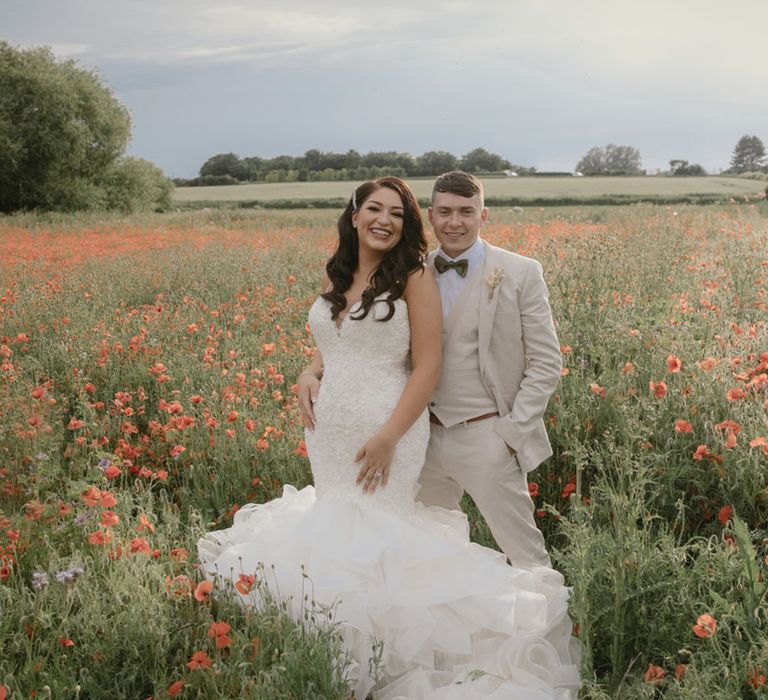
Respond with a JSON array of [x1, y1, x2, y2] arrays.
[[198, 296, 580, 699]]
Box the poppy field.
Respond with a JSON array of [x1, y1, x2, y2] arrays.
[[0, 203, 766, 698]]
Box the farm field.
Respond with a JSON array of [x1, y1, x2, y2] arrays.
[[173, 176, 768, 203], [0, 202, 767, 698]]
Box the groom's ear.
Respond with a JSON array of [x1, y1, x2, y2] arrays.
[[427, 207, 434, 227], [480, 207, 489, 226]]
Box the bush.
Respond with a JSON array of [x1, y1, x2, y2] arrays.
[[102, 157, 174, 213]]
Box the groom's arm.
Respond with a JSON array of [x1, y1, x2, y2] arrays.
[[493, 258, 561, 452]]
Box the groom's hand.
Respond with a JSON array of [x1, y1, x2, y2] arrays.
[[297, 374, 321, 430]]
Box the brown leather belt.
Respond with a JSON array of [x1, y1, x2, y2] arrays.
[[429, 411, 499, 427]]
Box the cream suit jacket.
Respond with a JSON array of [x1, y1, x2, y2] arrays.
[[427, 241, 562, 473]]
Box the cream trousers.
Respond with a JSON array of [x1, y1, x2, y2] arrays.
[[417, 416, 551, 568]]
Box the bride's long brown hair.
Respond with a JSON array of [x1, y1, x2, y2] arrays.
[[322, 176, 427, 322]]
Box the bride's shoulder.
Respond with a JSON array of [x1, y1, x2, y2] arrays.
[[402, 265, 440, 310]]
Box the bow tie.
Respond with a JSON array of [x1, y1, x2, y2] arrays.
[[434, 255, 469, 277]]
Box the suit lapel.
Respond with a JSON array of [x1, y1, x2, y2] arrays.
[[478, 243, 502, 374]]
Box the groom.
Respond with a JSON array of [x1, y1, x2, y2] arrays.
[[416, 170, 562, 568]]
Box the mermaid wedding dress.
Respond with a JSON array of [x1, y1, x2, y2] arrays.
[[198, 296, 580, 699]]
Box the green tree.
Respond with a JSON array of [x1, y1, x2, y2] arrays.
[[576, 144, 642, 175], [199, 152, 249, 180], [459, 148, 511, 173], [669, 159, 707, 176], [728, 134, 767, 173], [415, 151, 459, 176], [0, 41, 171, 212]]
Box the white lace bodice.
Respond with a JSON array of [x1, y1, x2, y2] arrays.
[[305, 296, 429, 514]]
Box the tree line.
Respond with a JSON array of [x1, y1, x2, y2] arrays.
[[174, 149, 536, 187], [185, 136, 767, 187]]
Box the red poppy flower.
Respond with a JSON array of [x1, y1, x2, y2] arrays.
[[717, 505, 733, 526], [643, 663, 665, 687], [194, 579, 213, 602], [692, 613, 717, 638], [666, 355, 682, 373], [187, 650, 212, 670]]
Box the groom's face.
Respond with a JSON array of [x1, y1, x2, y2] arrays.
[[428, 191, 488, 258]]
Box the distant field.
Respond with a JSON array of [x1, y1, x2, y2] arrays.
[[173, 176, 767, 202]]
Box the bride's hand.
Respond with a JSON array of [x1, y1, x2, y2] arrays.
[[298, 373, 321, 430], [354, 432, 396, 493]]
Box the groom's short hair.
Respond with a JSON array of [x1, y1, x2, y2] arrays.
[[432, 170, 484, 206]]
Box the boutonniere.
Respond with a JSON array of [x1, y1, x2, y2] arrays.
[[485, 266, 505, 299]]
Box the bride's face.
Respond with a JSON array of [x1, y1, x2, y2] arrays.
[[352, 186, 404, 256]]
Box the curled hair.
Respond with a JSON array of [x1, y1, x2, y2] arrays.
[[323, 176, 426, 322]]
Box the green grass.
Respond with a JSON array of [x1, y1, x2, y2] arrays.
[[1, 202, 767, 698], [173, 176, 768, 203]]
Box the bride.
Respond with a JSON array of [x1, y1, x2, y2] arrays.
[[198, 176, 580, 699]]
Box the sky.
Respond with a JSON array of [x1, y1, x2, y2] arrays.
[[2, 0, 766, 178]]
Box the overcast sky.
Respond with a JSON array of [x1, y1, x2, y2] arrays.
[[2, 0, 766, 177]]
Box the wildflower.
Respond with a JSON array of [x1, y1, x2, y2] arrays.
[[88, 529, 112, 546], [130, 537, 151, 555], [674, 664, 687, 681], [674, 420, 693, 433], [167, 680, 185, 696], [692, 445, 710, 461], [622, 362, 634, 374], [187, 650, 212, 670], [55, 565, 84, 584], [165, 574, 195, 598], [100, 511, 120, 527], [698, 357, 717, 371], [293, 440, 308, 458], [170, 445, 186, 458], [589, 383, 606, 399], [208, 620, 232, 648], [692, 613, 717, 638], [528, 482, 539, 498], [31, 570, 49, 590], [727, 387, 746, 401], [261, 343, 276, 356], [235, 573, 255, 595], [171, 547, 189, 561], [59, 637, 75, 647], [649, 381, 667, 398], [714, 419, 741, 434], [194, 579, 213, 602], [747, 669, 766, 689], [643, 663, 665, 687], [136, 514, 155, 533], [226, 410, 239, 422], [67, 417, 85, 430], [104, 464, 123, 479], [667, 355, 683, 373], [99, 491, 117, 508], [717, 505, 733, 526]]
